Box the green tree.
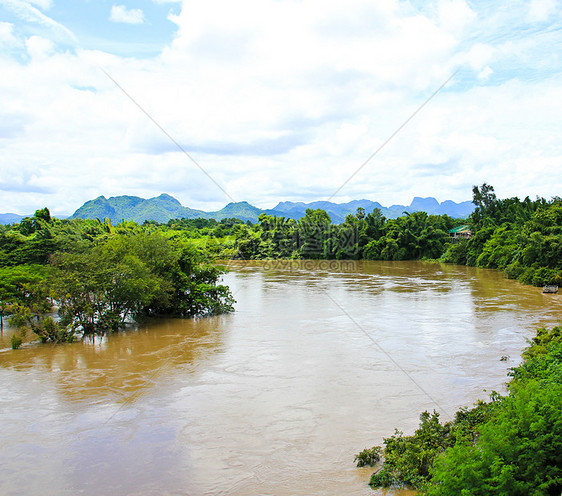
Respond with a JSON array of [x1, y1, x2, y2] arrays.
[[161, 247, 235, 318], [51, 235, 172, 333], [472, 183, 497, 211], [0, 265, 49, 330], [50, 233, 235, 334], [297, 209, 332, 259], [6, 265, 74, 343]]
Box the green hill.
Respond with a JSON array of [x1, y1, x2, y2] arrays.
[[68, 194, 474, 225], [71, 194, 209, 224]]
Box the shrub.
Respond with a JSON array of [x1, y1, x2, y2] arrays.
[[440, 240, 468, 265], [354, 446, 382, 467], [518, 267, 536, 285], [532, 267, 554, 287], [10, 333, 23, 349], [504, 260, 524, 280]]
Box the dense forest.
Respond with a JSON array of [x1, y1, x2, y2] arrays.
[[1, 184, 561, 348], [232, 183, 562, 287], [357, 325, 562, 495]]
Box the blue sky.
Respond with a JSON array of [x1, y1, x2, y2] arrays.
[[0, 0, 561, 215], [0, 0, 180, 56]]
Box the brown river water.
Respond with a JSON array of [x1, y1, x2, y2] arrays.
[[0, 260, 561, 496]]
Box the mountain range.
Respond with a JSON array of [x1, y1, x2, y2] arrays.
[[0, 194, 475, 225], [69, 193, 474, 224], [0, 213, 26, 225]]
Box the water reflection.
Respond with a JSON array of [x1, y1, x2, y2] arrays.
[[0, 316, 228, 404]]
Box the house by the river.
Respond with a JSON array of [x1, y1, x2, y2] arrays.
[[448, 225, 472, 241]]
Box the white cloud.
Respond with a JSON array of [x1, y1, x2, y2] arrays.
[[109, 5, 145, 25], [27, 0, 52, 9], [0, 0, 561, 215], [0, 22, 19, 47], [464, 43, 495, 72], [25, 35, 54, 57], [477, 66, 493, 80], [528, 0, 558, 22], [438, 0, 476, 34], [0, 0, 75, 42]]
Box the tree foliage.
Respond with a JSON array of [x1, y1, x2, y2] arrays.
[[227, 184, 561, 287], [442, 188, 562, 286], [0, 212, 235, 341]]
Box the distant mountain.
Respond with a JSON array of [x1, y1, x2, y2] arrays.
[[272, 199, 384, 224], [71, 194, 209, 224], [213, 201, 267, 222], [0, 195, 475, 225], [66, 194, 474, 225], [272, 197, 474, 223], [0, 195, 474, 226], [0, 213, 25, 225]]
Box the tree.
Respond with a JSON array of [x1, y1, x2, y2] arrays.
[[161, 247, 235, 318], [472, 183, 497, 210], [5, 265, 75, 343], [356, 207, 366, 221], [51, 235, 173, 333], [50, 233, 235, 334], [34, 207, 51, 224], [297, 209, 332, 259], [0, 265, 49, 331]]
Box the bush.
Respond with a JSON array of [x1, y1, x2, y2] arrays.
[[365, 411, 453, 490], [426, 328, 562, 496], [10, 333, 23, 349], [504, 260, 525, 280], [518, 267, 536, 285], [440, 239, 468, 265], [354, 446, 382, 467], [531, 267, 560, 287], [35, 316, 76, 343]]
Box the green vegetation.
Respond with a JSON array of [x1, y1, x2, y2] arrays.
[[230, 184, 562, 287], [355, 446, 382, 467], [233, 207, 455, 261], [441, 184, 562, 287], [358, 326, 562, 495], [0, 208, 235, 344], [3, 184, 560, 344]]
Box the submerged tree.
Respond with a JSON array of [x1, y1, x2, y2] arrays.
[[50, 232, 234, 334]]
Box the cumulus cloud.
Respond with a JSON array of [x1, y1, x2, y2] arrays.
[[25, 35, 54, 57], [109, 5, 145, 25], [0, 0, 561, 215]]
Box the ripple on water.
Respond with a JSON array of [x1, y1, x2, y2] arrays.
[[1, 261, 561, 496]]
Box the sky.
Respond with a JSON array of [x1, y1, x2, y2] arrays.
[[0, 0, 561, 216]]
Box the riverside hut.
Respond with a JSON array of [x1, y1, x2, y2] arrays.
[[448, 225, 472, 241]]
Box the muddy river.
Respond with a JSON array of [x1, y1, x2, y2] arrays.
[[0, 260, 560, 496]]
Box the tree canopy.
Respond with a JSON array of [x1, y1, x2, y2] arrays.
[[1, 210, 235, 343]]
